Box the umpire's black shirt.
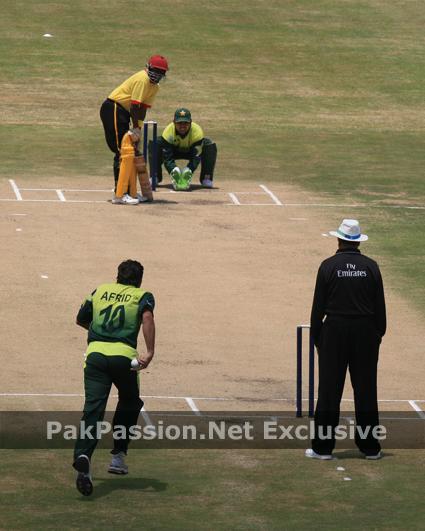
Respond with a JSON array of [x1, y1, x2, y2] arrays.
[[310, 248, 386, 345]]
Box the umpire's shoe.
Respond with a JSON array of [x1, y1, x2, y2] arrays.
[[108, 451, 128, 475], [73, 454, 93, 496]]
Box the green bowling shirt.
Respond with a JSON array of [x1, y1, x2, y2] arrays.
[[77, 282, 155, 359]]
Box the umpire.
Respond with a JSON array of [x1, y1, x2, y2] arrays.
[[307, 219, 386, 460]]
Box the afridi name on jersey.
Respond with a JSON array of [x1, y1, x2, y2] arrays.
[[77, 283, 155, 359], [162, 122, 204, 151], [108, 70, 159, 112]]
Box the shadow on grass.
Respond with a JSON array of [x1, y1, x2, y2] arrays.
[[78, 477, 168, 501], [333, 449, 394, 460]]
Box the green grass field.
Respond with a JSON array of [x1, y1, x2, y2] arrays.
[[1, 450, 424, 530], [1, 1, 424, 529]]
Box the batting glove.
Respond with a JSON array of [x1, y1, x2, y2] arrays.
[[129, 127, 141, 142]]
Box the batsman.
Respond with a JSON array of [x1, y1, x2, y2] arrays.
[[100, 55, 169, 204], [149, 108, 217, 191]]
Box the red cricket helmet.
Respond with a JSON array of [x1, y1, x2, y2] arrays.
[[148, 55, 169, 72]]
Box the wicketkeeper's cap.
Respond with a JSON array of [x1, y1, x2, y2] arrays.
[[174, 108, 192, 122], [329, 219, 369, 242]]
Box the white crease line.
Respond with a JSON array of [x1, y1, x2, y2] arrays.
[[226, 203, 283, 206], [408, 400, 425, 419], [225, 192, 270, 195], [0, 199, 108, 203], [185, 397, 201, 416], [63, 189, 113, 192], [0, 194, 424, 210], [259, 184, 283, 205], [19, 188, 113, 193], [0, 393, 84, 397], [56, 190, 66, 202], [9, 180, 22, 201], [140, 405, 154, 426], [228, 193, 241, 205], [0, 392, 423, 403]]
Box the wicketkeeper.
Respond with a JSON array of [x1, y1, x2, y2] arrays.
[[148, 107, 217, 191]]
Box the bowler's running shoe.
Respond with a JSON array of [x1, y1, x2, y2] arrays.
[[108, 451, 128, 475], [73, 454, 93, 496], [202, 178, 213, 188], [305, 448, 333, 460], [112, 193, 139, 205]]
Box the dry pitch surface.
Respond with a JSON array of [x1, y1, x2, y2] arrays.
[[0, 177, 423, 416]]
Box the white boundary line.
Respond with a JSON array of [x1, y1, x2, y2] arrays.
[[408, 400, 425, 420], [259, 184, 283, 205], [8, 179, 22, 201], [185, 397, 201, 416]]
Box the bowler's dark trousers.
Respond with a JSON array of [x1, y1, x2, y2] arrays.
[[73, 352, 143, 460], [313, 316, 381, 456]]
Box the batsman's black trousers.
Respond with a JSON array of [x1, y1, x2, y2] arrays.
[[73, 352, 143, 460], [100, 99, 131, 189], [312, 316, 382, 456]]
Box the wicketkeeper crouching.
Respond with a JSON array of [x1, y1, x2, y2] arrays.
[[148, 107, 217, 191]]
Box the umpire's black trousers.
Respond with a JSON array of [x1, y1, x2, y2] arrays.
[[74, 352, 143, 460], [313, 316, 382, 456]]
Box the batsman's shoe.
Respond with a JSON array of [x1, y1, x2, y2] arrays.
[[305, 448, 333, 460], [202, 178, 213, 188], [136, 193, 149, 203], [112, 194, 139, 205], [73, 454, 93, 496], [108, 451, 128, 475]]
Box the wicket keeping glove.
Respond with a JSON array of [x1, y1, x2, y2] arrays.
[[170, 167, 181, 180], [181, 167, 193, 181]]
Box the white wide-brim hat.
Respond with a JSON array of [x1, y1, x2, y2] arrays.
[[329, 219, 368, 242]]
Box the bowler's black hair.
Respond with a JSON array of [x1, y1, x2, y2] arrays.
[[117, 260, 144, 287]]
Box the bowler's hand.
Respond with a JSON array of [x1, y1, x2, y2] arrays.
[[131, 353, 153, 371]]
